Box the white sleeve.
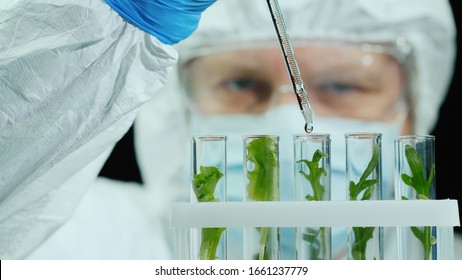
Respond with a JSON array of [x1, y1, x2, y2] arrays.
[[0, 0, 178, 259]]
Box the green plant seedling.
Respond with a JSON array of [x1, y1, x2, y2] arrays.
[[192, 165, 225, 260], [348, 144, 380, 260], [298, 149, 329, 259], [401, 144, 436, 260], [246, 137, 279, 260]]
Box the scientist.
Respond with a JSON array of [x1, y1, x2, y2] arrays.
[[12, 0, 460, 260], [0, 0, 216, 259], [134, 0, 460, 259]]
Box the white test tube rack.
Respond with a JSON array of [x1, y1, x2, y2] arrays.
[[171, 199, 460, 260]]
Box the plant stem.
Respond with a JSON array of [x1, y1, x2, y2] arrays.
[[258, 227, 270, 260], [320, 227, 327, 259], [423, 226, 432, 260], [200, 227, 225, 260]]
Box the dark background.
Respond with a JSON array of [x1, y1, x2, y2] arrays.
[[99, 0, 461, 233]]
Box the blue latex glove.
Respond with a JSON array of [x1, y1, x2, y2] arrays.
[[104, 0, 216, 45]]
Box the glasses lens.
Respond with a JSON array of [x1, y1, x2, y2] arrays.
[[182, 44, 405, 120]]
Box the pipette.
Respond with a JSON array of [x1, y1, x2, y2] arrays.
[[266, 0, 314, 133]]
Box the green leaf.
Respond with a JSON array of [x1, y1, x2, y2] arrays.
[[351, 227, 375, 260], [192, 165, 225, 260], [192, 166, 223, 203], [349, 144, 380, 201], [302, 228, 322, 259], [297, 149, 328, 202], [360, 183, 375, 201], [199, 227, 226, 260], [404, 145, 427, 195], [246, 137, 279, 202], [410, 226, 425, 242], [359, 144, 380, 183], [401, 173, 413, 187]]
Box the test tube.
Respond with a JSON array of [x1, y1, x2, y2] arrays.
[[345, 133, 384, 260], [190, 135, 227, 260], [394, 135, 438, 260], [243, 135, 280, 260], [293, 133, 331, 260]]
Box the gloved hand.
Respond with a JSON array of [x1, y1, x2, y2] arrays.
[[104, 0, 217, 45]]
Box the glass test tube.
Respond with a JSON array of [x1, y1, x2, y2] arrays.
[[243, 135, 280, 260], [294, 133, 331, 260], [190, 135, 227, 260], [394, 135, 437, 260], [345, 133, 383, 260]]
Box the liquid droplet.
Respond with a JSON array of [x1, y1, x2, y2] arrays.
[[304, 123, 313, 133]]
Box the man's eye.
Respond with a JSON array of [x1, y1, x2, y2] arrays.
[[315, 82, 356, 94], [225, 79, 259, 92]]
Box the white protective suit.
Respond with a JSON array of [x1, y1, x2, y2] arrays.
[[5, 0, 458, 260], [0, 0, 178, 259]]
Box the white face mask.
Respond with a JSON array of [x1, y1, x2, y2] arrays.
[[188, 105, 403, 259]]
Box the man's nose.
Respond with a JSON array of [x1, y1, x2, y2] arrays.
[[274, 83, 298, 105]]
